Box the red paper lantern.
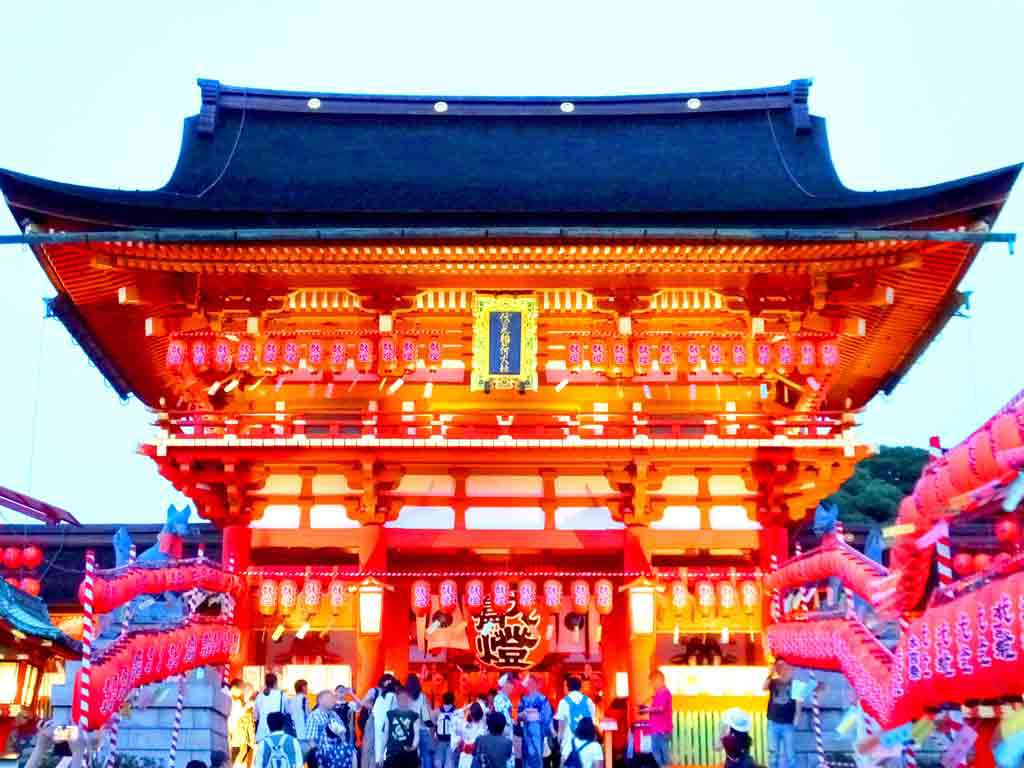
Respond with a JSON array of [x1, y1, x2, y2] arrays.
[[400, 337, 417, 368], [307, 339, 326, 371], [378, 336, 399, 373], [261, 339, 281, 368], [426, 338, 443, 367], [258, 579, 278, 616], [517, 579, 538, 612], [302, 579, 323, 613], [633, 341, 652, 374], [658, 342, 675, 369], [775, 340, 794, 368], [992, 410, 1024, 453], [236, 338, 257, 370], [707, 341, 724, 368], [755, 340, 772, 367], [278, 578, 299, 614], [190, 340, 210, 372], [212, 338, 233, 372], [411, 580, 432, 618], [612, 338, 630, 370], [570, 579, 590, 613], [465, 579, 485, 615], [438, 579, 458, 613], [594, 579, 614, 615], [686, 341, 702, 367], [328, 579, 347, 613], [568, 340, 583, 369], [589, 340, 608, 370], [166, 338, 187, 370], [818, 340, 839, 368], [974, 553, 993, 573], [797, 340, 816, 371], [21, 546, 43, 570], [356, 338, 375, 370], [730, 342, 748, 368], [491, 579, 512, 613], [282, 338, 301, 369], [3, 546, 23, 569], [329, 340, 348, 371], [18, 577, 40, 596], [995, 517, 1021, 544], [953, 552, 975, 576], [543, 579, 563, 612]]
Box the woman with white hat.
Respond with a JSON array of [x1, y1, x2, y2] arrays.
[[719, 708, 756, 768]]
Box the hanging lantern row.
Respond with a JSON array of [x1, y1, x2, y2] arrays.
[[411, 577, 616, 618], [4, 576, 41, 596], [166, 333, 446, 378], [667, 576, 760, 619], [258, 577, 349, 616], [2, 546, 44, 571], [564, 336, 840, 376]]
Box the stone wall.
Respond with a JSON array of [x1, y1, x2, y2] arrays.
[[51, 663, 229, 768]]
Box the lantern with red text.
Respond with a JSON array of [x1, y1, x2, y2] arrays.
[[707, 340, 725, 369], [612, 338, 631, 375], [411, 580, 432, 618], [716, 580, 738, 617], [378, 336, 399, 375], [589, 340, 608, 372], [426, 338, 443, 369], [633, 341, 652, 375], [740, 580, 760, 615], [302, 579, 323, 614], [818, 340, 839, 369], [236, 338, 257, 371], [754, 339, 772, 368], [329, 340, 348, 372], [491, 579, 512, 613], [307, 339, 326, 372], [190, 340, 210, 373], [685, 341, 702, 369], [567, 339, 584, 371], [775, 340, 794, 370], [465, 580, 486, 616], [278, 578, 299, 615], [261, 339, 281, 370], [570, 580, 590, 614], [543, 580, 564, 614], [657, 341, 675, 370], [695, 580, 716, 618], [438, 579, 459, 615], [669, 580, 691, 618], [258, 580, 278, 616], [212, 338, 233, 373], [730, 341, 748, 369], [400, 337, 417, 370], [594, 579, 614, 616], [328, 579, 347, 613], [282, 338, 301, 369], [797, 340, 816, 373], [356, 338, 375, 371], [166, 339, 187, 371], [517, 579, 538, 613]]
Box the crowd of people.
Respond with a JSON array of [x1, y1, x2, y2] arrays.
[[225, 672, 612, 768]]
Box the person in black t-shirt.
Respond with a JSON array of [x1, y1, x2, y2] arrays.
[[763, 661, 800, 768], [473, 713, 513, 768], [384, 688, 420, 768]]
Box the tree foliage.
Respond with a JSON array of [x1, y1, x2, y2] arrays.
[[825, 445, 929, 524]]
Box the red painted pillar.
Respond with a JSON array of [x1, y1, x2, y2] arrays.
[[222, 524, 252, 674], [973, 719, 996, 768]]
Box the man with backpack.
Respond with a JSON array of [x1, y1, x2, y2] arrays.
[[554, 677, 595, 760], [254, 712, 303, 768], [434, 692, 458, 768]]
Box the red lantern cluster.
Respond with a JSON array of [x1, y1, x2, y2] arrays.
[[764, 536, 886, 603], [71, 618, 240, 730], [625, 335, 839, 376], [166, 333, 435, 378], [2, 545, 45, 597]]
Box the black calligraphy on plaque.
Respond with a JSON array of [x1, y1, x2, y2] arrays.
[[472, 598, 542, 669]]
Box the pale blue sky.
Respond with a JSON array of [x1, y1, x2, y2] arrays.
[[0, 2, 1021, 523]]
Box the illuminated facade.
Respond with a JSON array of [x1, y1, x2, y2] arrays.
[[1, 78, 1018, 764]]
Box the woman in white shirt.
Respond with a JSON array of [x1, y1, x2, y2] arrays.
[[450, 702, 485, 768], [561, 718, 603, 768], [254, 673, 287, 741]]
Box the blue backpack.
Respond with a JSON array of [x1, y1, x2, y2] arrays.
[[564, 695, 592, 737]]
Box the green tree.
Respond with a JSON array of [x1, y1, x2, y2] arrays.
[[825, 445, 929, 524]]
